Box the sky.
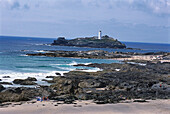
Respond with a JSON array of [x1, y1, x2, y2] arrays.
[[0, 0, 170, 43]]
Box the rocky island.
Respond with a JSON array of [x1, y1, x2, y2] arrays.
[[51, 35, 126, 49]]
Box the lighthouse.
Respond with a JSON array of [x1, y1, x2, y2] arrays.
[[98, 31, 102, 40]]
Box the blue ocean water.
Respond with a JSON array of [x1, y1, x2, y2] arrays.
[[0, 36, 169, 86]]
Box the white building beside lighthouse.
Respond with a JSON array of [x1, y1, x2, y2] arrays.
[[98, 31, 102, 40]]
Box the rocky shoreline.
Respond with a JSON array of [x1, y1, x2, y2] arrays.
[[0, 60, 170, 104], [26, 50, 170, 60]]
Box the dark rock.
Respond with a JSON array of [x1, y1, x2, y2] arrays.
[[0, 82, 13, 85], [52, 36, 126, 49], [42, 79, 55, 83], [12, 77, 37, 85], [1, 61, 170, 104], [2, 76, 10, 78], [73, 105, 82, 107], [46, 76, 55, 78], [133, 100, 148, 102], [13, 79, 37, 85], [0, 85, 5, 92], [55, 72, 61, 76], [26, 77, 37, 81], [0, 86, 53, 103], [78, 80, 103, 88]]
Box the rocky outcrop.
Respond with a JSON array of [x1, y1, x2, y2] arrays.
[[52, 36, 126, 49], [27, 50, 131, 59], [0, 62, 170, 104], [0, 86, 53, 103], [13, 77, 37, 85], [0, 85, 5, 92]]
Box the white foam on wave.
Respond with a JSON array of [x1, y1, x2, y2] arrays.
[[75, 67, 102, 72], [0, 70, 68, 85], [55, 66, 75, 71], [127, 62, 146, 66], [34, 44, 51, 46], [51, 61, 91, 66], [20, 54, 29, 57], [68, 61, 78, 66], [83, 62, 92, 65], [34, 44, 44, 46], [34, 50, 48, 53], [50, 61, 78, 66]]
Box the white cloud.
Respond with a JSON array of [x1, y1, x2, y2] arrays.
[[81, 0, 170, 15]]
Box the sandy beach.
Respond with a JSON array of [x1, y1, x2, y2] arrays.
[[0, 99, 170, 114]]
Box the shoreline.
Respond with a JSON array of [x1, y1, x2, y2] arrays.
[[0, 49, 170, 113], [0, 99, 170, 114], [26, 50, 170, 63]]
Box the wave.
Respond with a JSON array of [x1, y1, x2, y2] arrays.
[[0, 70, 68, 87], [55, 66, 75, 71], [20, 54, 29, 57], [34, 50, 48, 53], [34, 44, 44, 46], [68, 61, 78, 65], [51, 61, 83, 66], [75, 67, 102, 72], [35, 60, 56, 61]]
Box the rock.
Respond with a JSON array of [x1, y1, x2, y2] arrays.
[[55, 72, 61, 76], [133, 100, 148, 102], [0, 82, 13, 85], [0, 61, 170, 104], [0, 86, 53, 103], [73, 105, 82, 107], [0, 85, 5, 92], [78, 80, 103, 88], [13, 78, 37, 85], [42, 79, 55, 83], [26, 77, 37, 81], [50, 77, 78, 95], [2, 76, 10, 78], [46, 76, 55, 78], [52, 36, 126, 49]]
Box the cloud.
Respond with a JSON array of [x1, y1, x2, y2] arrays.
[[0, 0, 30, 10], [11, 1, 20, 9], [81, 0, 170, 15]]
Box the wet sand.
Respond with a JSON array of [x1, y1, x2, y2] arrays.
[[0, 99, 170, 114]]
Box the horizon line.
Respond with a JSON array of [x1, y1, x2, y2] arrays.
[[0, 35, 170, 45]]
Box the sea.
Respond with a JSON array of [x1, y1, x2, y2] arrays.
[[0, 36, 170, 87]]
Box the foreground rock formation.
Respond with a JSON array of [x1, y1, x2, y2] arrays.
[[26, 50, 170, 61], [0, 62, 169, 104], [51, 36, 126, 49]]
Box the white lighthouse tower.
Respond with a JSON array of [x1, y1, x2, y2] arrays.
[[98, 31, 102, 40]]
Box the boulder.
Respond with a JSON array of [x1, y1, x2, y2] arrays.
[[50, 77, 78, 95], [78, 80, 103, 88], [55, 72, 61, 76], [13, 78, 37, 85], [26, 77, 37, 81], [0, 85, 5, 92], [0, 82, 13, 85], [46, 76, 55, 78], [2, 76, 10, 78]]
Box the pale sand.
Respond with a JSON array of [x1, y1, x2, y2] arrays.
[[114, 55, 170, 63], [0, 99, 170, 114]]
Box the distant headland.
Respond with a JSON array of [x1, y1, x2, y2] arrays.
[[52, 31, 126, 49]]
